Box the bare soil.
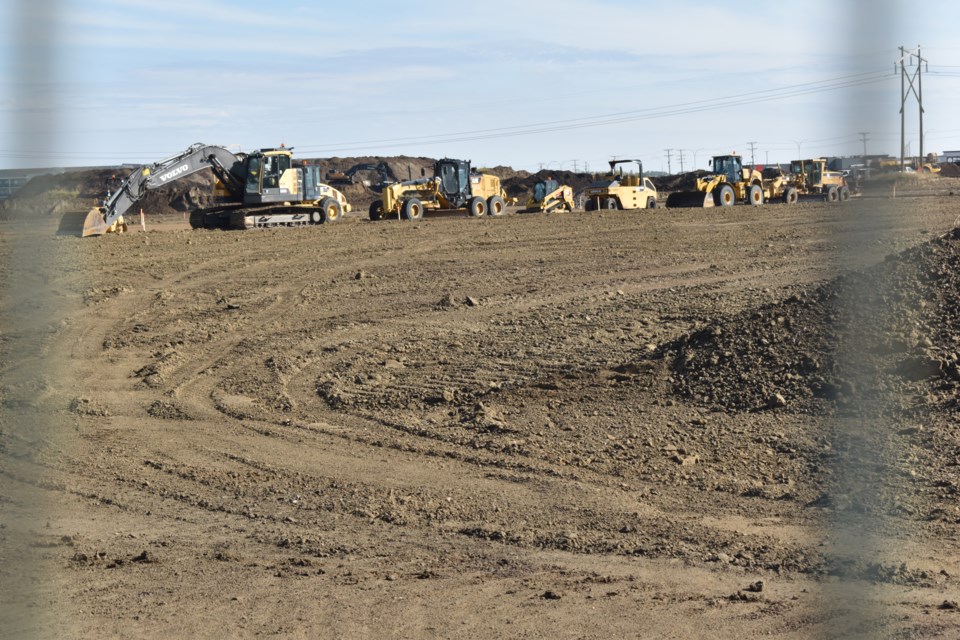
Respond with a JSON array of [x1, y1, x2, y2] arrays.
[[3, 183, 960, 638]]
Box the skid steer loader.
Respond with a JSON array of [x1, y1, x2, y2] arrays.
[[665, 154, 774, 208], [520, 178, 575, 213], [583, 160, 658, 211], [369, 158, 511, 221]]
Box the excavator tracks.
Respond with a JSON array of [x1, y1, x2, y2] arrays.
[[190, 206, 327, 230]]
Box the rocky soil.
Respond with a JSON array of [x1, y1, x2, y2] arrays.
[[3, 181, 960, 638]]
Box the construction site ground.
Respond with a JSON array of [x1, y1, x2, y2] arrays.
[[3, 179, 960, 638]]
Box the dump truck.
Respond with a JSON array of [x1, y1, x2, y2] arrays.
[[82, 143, 352, 236], [583, 160, 658, 211], [521, 178, 575, 213], [369, 158, 510, 221], [788, 158, 850, 202]]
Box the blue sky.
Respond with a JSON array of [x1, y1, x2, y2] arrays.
[[2, 0, 959, 171]]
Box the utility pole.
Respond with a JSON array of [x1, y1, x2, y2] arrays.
[[858, 131, 870, 160], [664, 149, 673, 174], [747, 141, 758, 168], [765, 150, 769, 166], [677, 149, 685, 173], [573, 160, 578, 172], [897, 45, 927, 171]]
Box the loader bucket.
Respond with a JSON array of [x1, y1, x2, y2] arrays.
[[81, 207, 109, 237], [665, 191, 715, 208]]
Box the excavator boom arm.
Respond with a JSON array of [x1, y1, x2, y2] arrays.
[[86, 143, 246, 236]]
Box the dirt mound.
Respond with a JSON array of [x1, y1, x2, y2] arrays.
[[656, 228, 960, 413], [939, 162, 960, 178], [651, 170, 708, 193], [1, 168, 123, 220], [1, 167, 219, 219]]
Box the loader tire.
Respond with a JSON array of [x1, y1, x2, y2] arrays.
[[604, 197, 619, 210], [584, 198, 598, 212], [320, 197, 342, 223], [838, 185, 850, 201], [714, 184, 736, 206], [747, 184, 764, 206], [487, 195, 506, 216], [647, 197, 658, 209], [826, 186, 839, 203], [369, 201, 384, 221], [782, 187, 798, 204], [468, 196, 487, 217], [401, 198, 424, 221]]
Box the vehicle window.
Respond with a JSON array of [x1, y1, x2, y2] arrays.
[[245, 156, 261, 194]]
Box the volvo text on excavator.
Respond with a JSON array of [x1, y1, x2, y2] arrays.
[[82, 143, 352, 236]]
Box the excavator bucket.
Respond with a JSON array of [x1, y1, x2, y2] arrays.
[[665, 191, 715, 208], [81, 207, 109, 237]]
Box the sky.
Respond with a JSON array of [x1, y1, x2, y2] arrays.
[[2, 0, 959, 172]]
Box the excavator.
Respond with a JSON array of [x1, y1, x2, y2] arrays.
[[82, 143, 352, 237], [325, 162, 395, 188]]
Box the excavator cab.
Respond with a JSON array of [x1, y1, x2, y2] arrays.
[[244, 150, 294, 203]]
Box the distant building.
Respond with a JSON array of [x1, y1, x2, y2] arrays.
[[940, 151, 960, 164], [826, 155, 892, 171], [0, 168, 58, 200]]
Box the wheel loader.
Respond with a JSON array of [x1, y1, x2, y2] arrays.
[[520, 178, 575, 213], [368, 158, 511, 221], [82, 143, 352, 236], [583, 160, 658, 211], [665, 154, 776, 208], [787, 158, 851, 203]]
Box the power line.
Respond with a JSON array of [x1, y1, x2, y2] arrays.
[[289, 70, 894, 153], [897, 45, 927, 170], [0, 69, 897, 162]]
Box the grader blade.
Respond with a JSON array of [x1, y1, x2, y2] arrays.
[[665, 191, 715, 208]]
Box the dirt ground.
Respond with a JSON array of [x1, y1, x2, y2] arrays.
[[3, 181, 960, 638]]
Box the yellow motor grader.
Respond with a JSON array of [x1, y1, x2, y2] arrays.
[[520, 178, 575, 213], [369, 158, 511, 221], [787, 158, 851, 203], [666, 154, 776, 208]]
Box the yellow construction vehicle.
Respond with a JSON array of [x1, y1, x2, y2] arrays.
[[583, 160, 658, 210], [788, 158, 850, 202], [83, 143, 352, 236], [521, 178, 575, 213], [369, 158, 511, 221], [665, 153, 772, 208]]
